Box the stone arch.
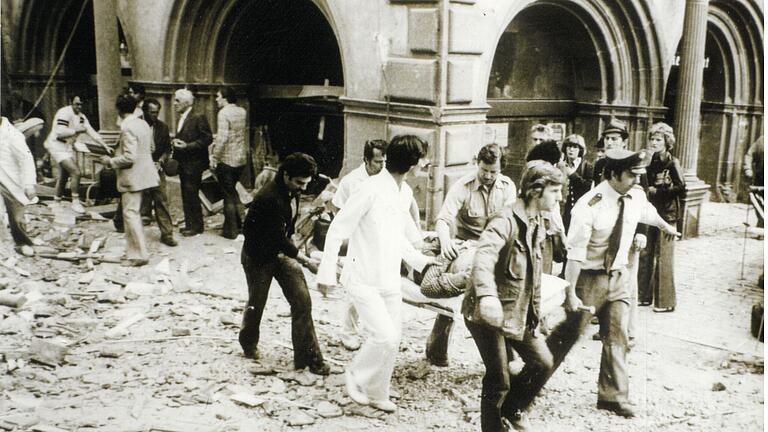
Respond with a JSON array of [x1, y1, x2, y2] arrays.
[[162, 0, 347, 176], [484, 0, 665, 107], [10, 0, 98, 126], [483, 0, 665, 180], [163, 0, 346, 85]]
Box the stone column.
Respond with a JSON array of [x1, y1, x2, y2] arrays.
[[672, 0, 710, 238], [92, 0, 122, 130]]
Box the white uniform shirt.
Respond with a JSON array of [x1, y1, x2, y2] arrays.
[[567, 181, 665, 270], [318, 170, 430, 294]]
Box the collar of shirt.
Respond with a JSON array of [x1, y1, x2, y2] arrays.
[[471, 176, 503, 192], [177, 107, 192, 132]]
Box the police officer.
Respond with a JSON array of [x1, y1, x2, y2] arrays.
[[555, 149, 680, 418], [429, 143, 517, 366]]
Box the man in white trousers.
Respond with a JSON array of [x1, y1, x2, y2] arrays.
[[317, 135, 433, 413], [330, 138, 422, 351]]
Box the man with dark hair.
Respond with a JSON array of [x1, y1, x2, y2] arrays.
[[44, 95, 108, 213], [317, 135, 433, 413], [127, 83, 146, 118], [172, 89, 213, 236], [113, 98, 176, 246], [98, 95, 158, 267], [558, 149, 680, 419], [211, 86, 248, 239], [239, 152, 330, 376], [593, 118, 629, 181], [463, 160, 565, 431], [430, 142, 516, 366]]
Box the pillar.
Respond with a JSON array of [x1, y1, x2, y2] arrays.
[[672, 0, 711, 238], [92, 0, 122, 131]]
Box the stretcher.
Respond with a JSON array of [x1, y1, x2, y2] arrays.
[[399, 272, 569, 319]]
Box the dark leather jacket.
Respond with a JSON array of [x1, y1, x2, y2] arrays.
[[646, 151, 684, 223], [462, 201, 544, 341], [242, 179, 300, 264]]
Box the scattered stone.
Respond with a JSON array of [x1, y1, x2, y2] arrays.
[[230, 392, 264, 408], [29, 337, 68, 366], [407, 361, 431, 380], [315, 401, 343, 418], [99, 347, 124, 358], [286, 409, 315, 426], [712, 382, 726, 392], [345, 404, 385, 419], [172, 327, 191, 337], [663, 384, 674, 391], [248, 365, 276, 376], [219, 314, 238, 326]]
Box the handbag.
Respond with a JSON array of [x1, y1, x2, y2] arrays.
[[162, 144, 179, 177]]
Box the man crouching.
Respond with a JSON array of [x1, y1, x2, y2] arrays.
[[463, 161, 564, 432]]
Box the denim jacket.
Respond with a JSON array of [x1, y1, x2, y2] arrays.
[[462, 201, 544, 341]]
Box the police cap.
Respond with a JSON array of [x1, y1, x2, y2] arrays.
[[604, 149, 647, 175]]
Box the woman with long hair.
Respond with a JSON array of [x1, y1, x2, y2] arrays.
[[637, 122, 684, 312]]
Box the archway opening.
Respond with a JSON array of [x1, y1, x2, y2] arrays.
[[218, 0, 345, 178], [487, 3, 604, 183]]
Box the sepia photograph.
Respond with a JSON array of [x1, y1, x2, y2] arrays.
[[0, 0, 764, 430]]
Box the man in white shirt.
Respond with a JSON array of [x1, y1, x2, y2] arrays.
[[0, 117, 38, 256], [43, 95, 108, 213], [557, 149, 680, 418], [317, 135, 433, 413], [330, 139, 388, 351]]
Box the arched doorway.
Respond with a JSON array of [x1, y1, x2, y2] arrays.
[[486, 0, 664, 183], [164, 0, 345, 178], [663, 0, 764, 201], [11, 0, 98, 127]]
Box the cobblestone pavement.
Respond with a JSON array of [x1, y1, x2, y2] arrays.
[[0, 201, 763, 431]]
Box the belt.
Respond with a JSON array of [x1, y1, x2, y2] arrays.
[[581, 268, 625, 277]]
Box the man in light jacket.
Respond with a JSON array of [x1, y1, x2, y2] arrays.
[[100, 95, 159, 267], [0, 117, 38, 256]]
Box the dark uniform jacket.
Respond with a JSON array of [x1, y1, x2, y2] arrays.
[[172, 110, 212, 164], [462, 200, 544, 341], [242, 179, 300, 264]]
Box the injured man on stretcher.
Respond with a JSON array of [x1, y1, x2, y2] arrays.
[[313, 233, 570, 371]]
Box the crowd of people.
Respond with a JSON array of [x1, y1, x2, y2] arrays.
[[0, 86, 755, 431]]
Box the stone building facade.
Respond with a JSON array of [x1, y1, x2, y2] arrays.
[[2, 0, 763, 235]]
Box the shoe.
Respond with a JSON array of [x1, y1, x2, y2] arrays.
[[181, 229, 202, 237], [160, 236, 178, 247], [628, 336, 636, 350], [340, 334, 361, 351], [142, 217, 152, 226], [638, 301, 652, 306], [345, 369, 369, 405], [596, 400, 636, 418], [123, 258, 149, 267], [308, 362, 331, 376], [370, 399, 396, 413], [592, 331, 601, 341], [221, 232, 238, 240], [590, 316, 600, 325], [113, 224, 124, 233], [70, 200, 86, 214], [653, 307, 675, 313], [243, 347, 260, 360], [427, 356, 449, 367], [507, 410, 531, 431]]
